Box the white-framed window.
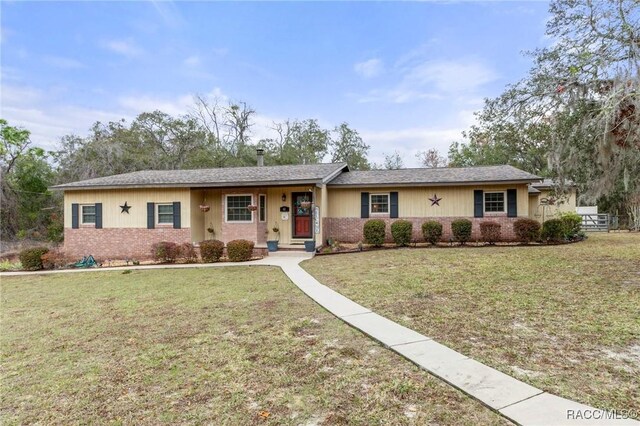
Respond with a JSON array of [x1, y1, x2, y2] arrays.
[[226, 194, 253, 222], [81, 204, 96, 224], [157, 203, 174, 224], [259, 194, 266, 222], [484, 192, 506, 213], [370, 193, 389, 214]]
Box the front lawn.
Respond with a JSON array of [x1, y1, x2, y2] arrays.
[[0, 267, 506, 425], [303, 233, 640, 416]]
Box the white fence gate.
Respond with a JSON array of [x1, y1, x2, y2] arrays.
[[579, 213, 609, 232]]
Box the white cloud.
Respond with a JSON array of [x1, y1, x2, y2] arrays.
[[1, 85, 134, 150], [183, 55, 201, 67], [149, 0, 185, 29], [0, 85, 282, 151], [118, 93, 195, 117], [1, 85, 43, 106], [43, 55, 85, 69], [402, 59, 498, 93], [354, 48, 499, 104], [361, 109, 478, 167], [354, 58, 384, 78], [362, 127, 462, 167], [102, 39, 143, 57]]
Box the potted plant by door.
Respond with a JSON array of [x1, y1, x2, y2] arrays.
[[304, 240, 315, 252], [267, 224, 280, 252]]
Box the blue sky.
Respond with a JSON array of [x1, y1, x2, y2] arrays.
[[1, 1, 550, 166]]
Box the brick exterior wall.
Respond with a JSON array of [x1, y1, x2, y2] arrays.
[[220, 221, 258, 244], [323, 215, 520, 243], [64, 227, 191, 260], [64, 227, 268, 260]]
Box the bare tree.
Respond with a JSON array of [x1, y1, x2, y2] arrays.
[[190, 95, 256, 165], [382, 151, 404, 170], [416, 148, 447, 168]]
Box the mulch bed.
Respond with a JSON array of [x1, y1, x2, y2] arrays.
[[315, 238, 585, 256]]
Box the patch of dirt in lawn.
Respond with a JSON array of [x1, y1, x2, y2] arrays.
[[303, 233, 640, 416], [601, 344, 640, 364]]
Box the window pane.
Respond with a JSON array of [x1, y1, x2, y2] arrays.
[[158, 204, 174, 223], [484, 193, 505, 212], [370, 194, 389, 213], [82, 205, 96, 223], [227, 195, 252, 221]]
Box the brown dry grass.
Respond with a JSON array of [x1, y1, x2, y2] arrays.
[[303, 233, 640, 416], [0, 267, 507, 425]]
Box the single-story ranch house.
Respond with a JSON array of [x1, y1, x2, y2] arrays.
[[52, 153, 574, 259]]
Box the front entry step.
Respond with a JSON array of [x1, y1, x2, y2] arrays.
[[267, 251, 314, 259]]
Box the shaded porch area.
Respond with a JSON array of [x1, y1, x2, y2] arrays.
[[188, 185, 326, 248]]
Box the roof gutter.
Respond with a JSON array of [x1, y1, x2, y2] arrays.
[[50, 179, 326, 191], [326, 179, 541, 189]]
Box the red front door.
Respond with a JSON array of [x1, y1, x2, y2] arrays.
[[292, 192, 312, 238]]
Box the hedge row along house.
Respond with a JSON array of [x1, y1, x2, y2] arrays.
[[52, 151, 575, 259]]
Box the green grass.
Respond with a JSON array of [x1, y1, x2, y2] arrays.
[[303, 233, 640, 416], [0, 267, 507, 425]]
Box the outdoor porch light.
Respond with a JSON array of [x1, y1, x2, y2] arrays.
[[281, 193, 287, 202]]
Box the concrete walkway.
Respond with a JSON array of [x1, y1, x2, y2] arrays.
[[2, 255, 638, 425]]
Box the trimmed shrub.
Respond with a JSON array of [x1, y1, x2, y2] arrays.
[[541, 219, 564, 242], [422, 221, 443, 245], [390, 220, 413, 246], [227, 239, 255, 262], [451, 219, 473, 244], [363, 219, 386, 247], [200, 239, 224, 263], [179, 242, 198, 263], [19, 247, 49, 270], [514, 218, 541, 243], [41, 250, 68, 269], [559, 212, 582, 239], [479, 221, 501, 244], [151, 241, 179, 263]]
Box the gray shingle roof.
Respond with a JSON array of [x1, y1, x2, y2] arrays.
[[530, 178, 576, 189], [328, 165, 541, 187], [52, 163, 348, 190]]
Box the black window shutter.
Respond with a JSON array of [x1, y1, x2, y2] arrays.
[[173, 201, 181, 229], [360, 192, 369, 219], [71, 203, 79, 229], [390, 192, 399, 218], [95, 203, 102, 229], [147, 202, 155, 229], [507, 189, 517, 217], [474, 190, 484, 218]]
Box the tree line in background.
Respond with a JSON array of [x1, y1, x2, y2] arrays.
[[1, 97, 422, 242], [1, 0, 638, 243], [448, 0, 639, 228]]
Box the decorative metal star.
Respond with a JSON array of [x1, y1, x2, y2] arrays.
[[429, 194, 442, 206], [120, 202, 131, 214]]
